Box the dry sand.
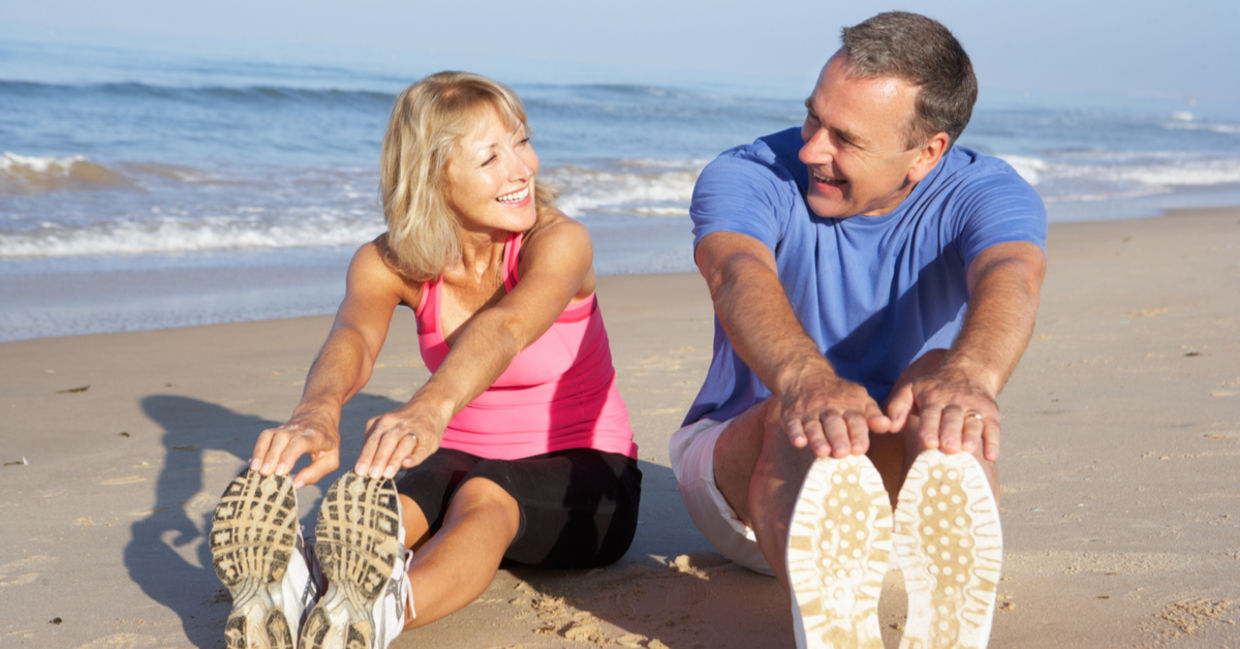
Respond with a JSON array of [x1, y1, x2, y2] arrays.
[[1, 208, 1238, 648]]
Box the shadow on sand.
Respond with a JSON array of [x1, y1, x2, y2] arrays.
[[125, 393, 395, 648], [126, 394, 789, 649]]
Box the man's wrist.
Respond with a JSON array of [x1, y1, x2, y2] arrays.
[[772, 351, 839, 394], [939, 355, 1003, 397]]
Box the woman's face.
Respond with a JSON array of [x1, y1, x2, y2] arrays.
[[444, 105, 540, 235]]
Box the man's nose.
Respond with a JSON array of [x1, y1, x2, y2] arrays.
[[800, 128, 834, 164]]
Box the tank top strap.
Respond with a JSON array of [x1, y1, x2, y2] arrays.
[[501, 231, 524, 291], [414, 276, 440, 334], [419, 232, 520, 335]]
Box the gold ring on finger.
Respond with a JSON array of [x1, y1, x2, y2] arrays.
[[965, 411, 983, 421]]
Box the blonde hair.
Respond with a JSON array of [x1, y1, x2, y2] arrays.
[[378, 71, 557, 281]]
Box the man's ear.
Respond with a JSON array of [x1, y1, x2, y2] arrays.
[[908, 131, 950, 183]]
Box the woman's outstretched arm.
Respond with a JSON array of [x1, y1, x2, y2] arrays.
[[252, 242, 408, 487]]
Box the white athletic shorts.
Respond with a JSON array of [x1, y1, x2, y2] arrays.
[[669, 417, 774, 575]]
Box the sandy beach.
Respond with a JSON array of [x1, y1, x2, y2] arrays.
[[1, 207, 1237, 649]]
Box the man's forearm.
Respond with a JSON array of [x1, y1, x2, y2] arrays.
[[707, 249, 835, 394], [944, 247, 1045, 396]]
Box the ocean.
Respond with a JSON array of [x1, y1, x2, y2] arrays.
[[4, 40, 1240, 342]]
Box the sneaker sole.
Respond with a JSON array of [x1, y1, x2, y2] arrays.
[[300, 473, 403, 649], [894, 450, 1002, 649], [786, 455, 893, 649], [210, 469, 299, 649]]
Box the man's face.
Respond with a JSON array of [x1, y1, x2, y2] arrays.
[[799, 55, 929, 218]]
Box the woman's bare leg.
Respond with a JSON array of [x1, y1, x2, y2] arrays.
[[397, 476, 520, 628]]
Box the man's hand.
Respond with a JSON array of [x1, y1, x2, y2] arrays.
[[882, 241, 1046, 463], [776, 358, 893, 458], [885, 362, 1000, 461]]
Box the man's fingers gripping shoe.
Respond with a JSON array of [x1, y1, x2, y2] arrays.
[[211, 469, 320, 649], [300, 473, 413, 649]]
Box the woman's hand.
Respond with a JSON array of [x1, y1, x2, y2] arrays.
[[354, 405, 447, 479], [251, 410, 342, 488]]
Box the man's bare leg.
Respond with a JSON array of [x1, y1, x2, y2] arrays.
[[712, 397, 816, 587], [712, 396, 893, 649]]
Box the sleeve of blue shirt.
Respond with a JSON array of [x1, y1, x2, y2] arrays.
[[950, 157, 1048, 269], [689, 140, 793, 255]]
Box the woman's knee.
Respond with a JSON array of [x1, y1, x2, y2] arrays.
[[450, 477, 521, 536], [398, 494, 432, 549]]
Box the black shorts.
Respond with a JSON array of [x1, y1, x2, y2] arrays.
[[395, 447, 641, 569]]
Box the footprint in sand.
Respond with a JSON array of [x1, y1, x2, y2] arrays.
[[0, 554, 56, 588], [1155, 598, 1234, 638]]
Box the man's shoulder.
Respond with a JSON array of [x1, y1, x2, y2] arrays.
[[917, 145, 1047, 250], [711, 127, 804, 171], [700, 127, 806, 195], [910, 145, 1044, 218], [690, 128, 810, 247], [937, 145, 1034, 192], [753, 126, 805, 159]]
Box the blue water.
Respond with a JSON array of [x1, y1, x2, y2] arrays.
[[4, 39, 1240, 341]]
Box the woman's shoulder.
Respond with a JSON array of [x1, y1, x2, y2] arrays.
[[353, 236, 394, 273], [517, 209, 596, 299], [524, 208, 590, 249], [350, 235, 425, 307]]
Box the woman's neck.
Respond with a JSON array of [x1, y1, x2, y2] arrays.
[[450, 228, 508, 286]]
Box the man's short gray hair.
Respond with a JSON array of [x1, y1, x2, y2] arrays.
[[840, 11, 978, 148]]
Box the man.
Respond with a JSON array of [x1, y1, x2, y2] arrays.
[[670, 11, 1046, 649]]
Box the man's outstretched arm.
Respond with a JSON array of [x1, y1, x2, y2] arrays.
[[696, 231, 892, 457], [886, 240, 1046, 461]]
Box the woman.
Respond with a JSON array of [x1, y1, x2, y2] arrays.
[[209, 71, 640, 649]]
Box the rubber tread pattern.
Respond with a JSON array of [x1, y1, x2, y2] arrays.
[[300, 474, 403, 649], [786, 455, 893, 649], [894, 450, 1003, 649], [210, 469, 299, 649]]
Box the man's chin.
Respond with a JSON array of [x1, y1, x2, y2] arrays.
[[806, 197, 849, 219]]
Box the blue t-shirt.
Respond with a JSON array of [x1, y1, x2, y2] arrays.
[[684, 127, 1046, 425]]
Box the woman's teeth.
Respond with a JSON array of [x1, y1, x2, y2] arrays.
[[497, 187, 530, 203]]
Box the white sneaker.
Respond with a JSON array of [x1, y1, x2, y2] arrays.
[[893, 450, 1003, 649], [300, 473, 413, 649], [211, 469, 321, 649], [785, 455, 893, 649]]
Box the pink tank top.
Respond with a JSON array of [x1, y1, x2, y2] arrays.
[[413, 232, 636, 460]]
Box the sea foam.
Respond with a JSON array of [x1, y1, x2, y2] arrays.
[[0, 152, 134, 194], [0, 215, 382, 258]]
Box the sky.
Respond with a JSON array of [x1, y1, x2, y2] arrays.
[[4, 0, 1240, 107]]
